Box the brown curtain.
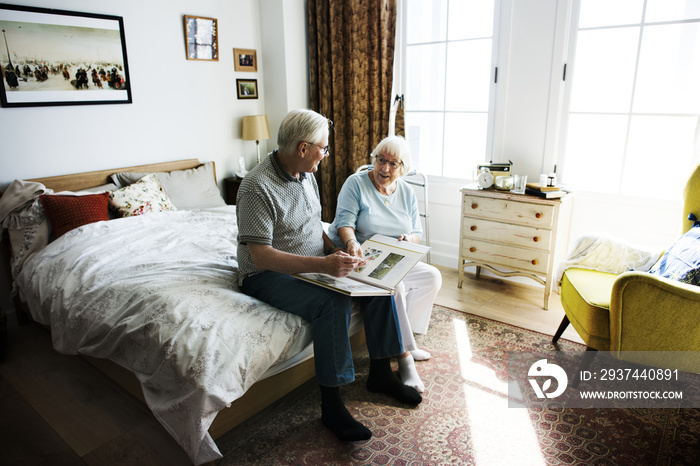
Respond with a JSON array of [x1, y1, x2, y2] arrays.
[[308, 0, 397, 222]]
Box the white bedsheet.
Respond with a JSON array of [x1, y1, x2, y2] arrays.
[[14, 206, 314, 464]]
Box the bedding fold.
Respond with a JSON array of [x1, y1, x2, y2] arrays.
[[15, 206, 313, 464]]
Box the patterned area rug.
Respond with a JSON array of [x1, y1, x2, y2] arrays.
[[215, 305, 699, 465]]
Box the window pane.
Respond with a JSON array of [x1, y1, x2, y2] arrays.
[[563, 114, 628, 193], [646, 0, 700, 22], [633, 23, 700, 114], [406, 0, 447, 44], [621, 116, 699, 199], [578, 0, 644, 28], [406, 43, 446, 111], [569, 28, 639, 113], [447, 0, 494, 40], [445, 39, 492, 112], [405, 112, 445, 176], [444, 113, 488, 178]]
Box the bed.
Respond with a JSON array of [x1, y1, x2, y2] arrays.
[[0, 159, 364, 464]]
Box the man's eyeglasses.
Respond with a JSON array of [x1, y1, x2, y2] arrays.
[[376, 156, 403, 170], [306, 142, 330, 155]]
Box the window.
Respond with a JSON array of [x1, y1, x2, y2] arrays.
[[560, 0, 700, 200], [399, 0, 502, 178]]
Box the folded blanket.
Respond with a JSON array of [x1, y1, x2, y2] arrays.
[[0, 179, 50, 280], [0, 179, 47, 225], [555, 233, 662, 287]]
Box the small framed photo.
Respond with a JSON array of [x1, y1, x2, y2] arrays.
[[0, 3, 132, 107], [233, 48, 257, 72], [184, 15, 218, 61], [236, 79, 258, 99]]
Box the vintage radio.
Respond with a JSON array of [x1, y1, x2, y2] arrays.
[[477, 161, 512, 181]]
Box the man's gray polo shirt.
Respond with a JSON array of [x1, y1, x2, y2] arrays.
[[236, 150, 325, 284]]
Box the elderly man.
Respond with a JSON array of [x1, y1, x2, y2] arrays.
[[237, 109, 421, 442]]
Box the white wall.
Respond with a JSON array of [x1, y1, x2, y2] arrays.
[[259, 0, 309, 156], [0, 0, 273, 313], [0, 0, 268, 186]]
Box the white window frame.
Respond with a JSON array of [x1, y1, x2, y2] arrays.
[[394, 0, 509, 182], [555, 0, 700, 194]]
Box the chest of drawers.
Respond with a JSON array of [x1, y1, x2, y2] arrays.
[[457, 186, 573, 309]]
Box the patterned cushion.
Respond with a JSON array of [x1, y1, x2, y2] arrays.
[[39, 192, 110, 238], [110, 162, 226, 210], [109, 173, 177, 217], [650, 227, 700, 286]]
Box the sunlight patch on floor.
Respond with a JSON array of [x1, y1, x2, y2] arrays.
[[454, 318, 546, 465]]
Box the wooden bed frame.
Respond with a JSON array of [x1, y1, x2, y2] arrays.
[[1, 159, 365, 442]]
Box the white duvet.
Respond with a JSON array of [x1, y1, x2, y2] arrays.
[[15, 206, 313, 464]]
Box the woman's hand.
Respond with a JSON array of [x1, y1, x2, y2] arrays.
[[345, 239, 364, 260], [398, 233, 419, 243]]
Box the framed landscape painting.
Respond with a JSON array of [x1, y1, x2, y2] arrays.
[[236, 79, 258, 99], [0, 3, 132, 107]]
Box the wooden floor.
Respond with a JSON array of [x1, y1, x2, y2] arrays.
[[0, 265, 583, 465]]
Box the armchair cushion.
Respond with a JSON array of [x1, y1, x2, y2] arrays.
[[560, 268, 617, 351], [650, 226, 700, 286]]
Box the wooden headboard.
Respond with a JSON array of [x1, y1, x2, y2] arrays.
[[27, 158, 206, 192], [1, 158, 208, 325]]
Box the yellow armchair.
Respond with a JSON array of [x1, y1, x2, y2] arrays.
[[552, 163, 700, 376]]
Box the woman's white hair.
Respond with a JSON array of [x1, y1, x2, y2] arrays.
[[277, 109, 330, 155], [370, 135, 412, 176]]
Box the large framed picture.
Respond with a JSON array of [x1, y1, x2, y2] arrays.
[[233, 48, 257, 72], [236, 79, 258, 99], [184, 15, 218, 61], [0, 3, 132, 107]]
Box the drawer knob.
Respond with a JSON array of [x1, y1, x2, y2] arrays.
[[470, 225, 477, 231], [471, 203, 478, 209], [533, 236, 539, 242], [469, 247, 476, 253], [531, 259, 538, 265], [535, 213, 542, 219]]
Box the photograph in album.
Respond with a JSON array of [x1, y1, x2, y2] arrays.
[[294, 234, 430, 296]]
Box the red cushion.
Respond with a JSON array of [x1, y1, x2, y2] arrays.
[[39, 192, 110, 238]]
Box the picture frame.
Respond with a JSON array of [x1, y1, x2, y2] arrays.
[[233, 48, 257, 72], [184, 15, 218, 61], [0, 3, 132, 107], [236, 79, 258, 100]]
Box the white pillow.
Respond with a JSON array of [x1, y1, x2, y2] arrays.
[[110, 162, 225, 210], [109, 174, 177, 217]]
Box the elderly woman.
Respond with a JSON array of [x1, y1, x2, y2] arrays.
[[238, 111, 422, 442], [328, 135, 442, 393]]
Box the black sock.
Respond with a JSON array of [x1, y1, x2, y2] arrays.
[[320, 386, 372, 441], [366, 358, 423, 405]]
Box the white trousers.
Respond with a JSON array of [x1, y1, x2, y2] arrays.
[[394, 261, 442, 352]]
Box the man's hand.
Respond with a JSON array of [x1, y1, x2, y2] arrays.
[[325, 251, 365, 278]]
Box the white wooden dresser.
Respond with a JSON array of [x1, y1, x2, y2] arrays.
[[457, 185, 574, 309]]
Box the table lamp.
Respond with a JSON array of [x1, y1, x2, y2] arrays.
[[241, 115, 271, 164]]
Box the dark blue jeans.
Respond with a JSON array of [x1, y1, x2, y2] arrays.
[[242, 271, 404, 387]]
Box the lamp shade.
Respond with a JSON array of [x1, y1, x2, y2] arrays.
[[241, 115, 271, 141]]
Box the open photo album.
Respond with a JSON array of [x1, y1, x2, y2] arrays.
[[294, 234, 431, 296]]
